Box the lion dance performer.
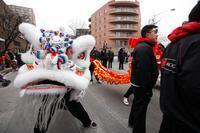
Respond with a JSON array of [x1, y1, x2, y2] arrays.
[[6, 23, 97, 133]]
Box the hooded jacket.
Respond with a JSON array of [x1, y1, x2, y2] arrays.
[[128, 37, 159, 90], [160, 21, 200, 132]]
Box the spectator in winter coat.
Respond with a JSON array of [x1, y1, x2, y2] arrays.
[[0, 55, 5, 71], [101, 48, 108, 68], [118, 48, 126, 70], [13, 49, 24, 67], [108, 48, 114, 68], [125, 24, 159, 133], [89, 56, 101, 84], [4, 50, 11, 68], [159, 1, 200, 133]]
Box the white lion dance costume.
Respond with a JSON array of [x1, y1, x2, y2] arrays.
[[6, 23, 95, 133]]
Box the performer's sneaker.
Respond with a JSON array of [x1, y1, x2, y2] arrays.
[[123, 97, 129, 105], [90, 121, 97, 128], [84, 121, 97, 129], [97, 81, 102, 84]]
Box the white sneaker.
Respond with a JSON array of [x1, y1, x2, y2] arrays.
[[83, 121, 97, 129], [123, 97, 129, 105]]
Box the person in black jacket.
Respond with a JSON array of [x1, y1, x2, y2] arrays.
[[108, 47, 114, 69], [89, 47, 101, 84], [118, 48, 126, 70], [100, 48, 108, 68], [159, 1, 200, 133], [127, 25, 159, 133]]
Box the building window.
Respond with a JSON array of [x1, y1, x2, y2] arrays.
[[115, 40, 121, 47], [115, 32, 120, 37], [115, 24, 120, 28], [124, 40, 127, 46]]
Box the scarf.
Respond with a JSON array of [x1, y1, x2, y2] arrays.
[[168, 21, 200, 42], [128, 37, 163, 63]]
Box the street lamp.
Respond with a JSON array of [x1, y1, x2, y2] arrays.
[[148, 8, 176, 25]]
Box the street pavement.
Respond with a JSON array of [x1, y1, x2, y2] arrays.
[[0, 61, 162, 133]]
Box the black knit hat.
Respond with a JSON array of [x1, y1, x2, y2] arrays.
[[189, 1, 200, 22]]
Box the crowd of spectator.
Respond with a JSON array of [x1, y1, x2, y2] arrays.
[[0, 49, 24, 71], [90, 46, 129, 70]]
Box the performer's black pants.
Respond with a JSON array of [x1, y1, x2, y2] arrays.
[[34, 92, 91, 133], [128, 88, 152, 133], [124, 85, 134, 98], [159, 114, 198, 133]]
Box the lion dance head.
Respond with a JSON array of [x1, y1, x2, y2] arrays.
[[12, 23, 95, 130]]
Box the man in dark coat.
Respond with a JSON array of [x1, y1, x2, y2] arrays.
[[159, 1, 200, 133], [108, 48, 114, 68], [128, 24, 159, 133], [89, 47, 101, 84], [118, 48, 126, 70], [100, 48, 108, 68]]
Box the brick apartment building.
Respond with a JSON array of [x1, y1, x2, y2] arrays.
[[89, 0, 141, 53], [8, 5, 35, 25]]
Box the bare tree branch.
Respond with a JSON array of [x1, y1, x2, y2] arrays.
[[0, 5, 23, 52], [67, 19, 87, 35]]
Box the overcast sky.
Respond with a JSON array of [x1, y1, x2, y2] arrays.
[[3, 0, 199, 36]]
